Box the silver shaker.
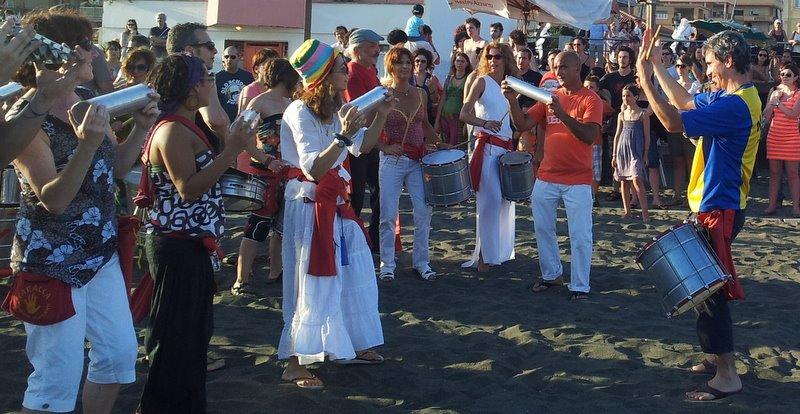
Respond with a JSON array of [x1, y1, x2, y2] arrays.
[[343, 86, 389, 116], [70, 83, 154, 120], [505, 76, 554, 105], [0, 82, 23, 102]]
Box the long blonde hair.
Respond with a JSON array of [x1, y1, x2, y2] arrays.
[[477, 42, 518, 78], [299, 74, 342, 120]]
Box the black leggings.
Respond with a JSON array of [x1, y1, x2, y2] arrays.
[[349, 151, 380, 244], [140, 235, 214, 413], [695, 210, 746, 355]]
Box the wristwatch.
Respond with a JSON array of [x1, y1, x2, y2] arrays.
[[334, 133, 353, 148]]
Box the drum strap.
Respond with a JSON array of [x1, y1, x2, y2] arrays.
[[469, 132, 513, 191], [134, 114, 216, 209], [286, 167, 371, 276]]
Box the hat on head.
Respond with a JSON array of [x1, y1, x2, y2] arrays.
[[412, 4, 424, 15], [349, 29, 384, 45], [290, 39, 340, 90]]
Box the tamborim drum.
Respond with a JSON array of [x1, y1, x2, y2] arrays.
[[1, 166, 20, 206], [219, 168, 267, 212], [636, 222, 729, 318], [420, 149, 473, 207], [499, 151, 533, 202]]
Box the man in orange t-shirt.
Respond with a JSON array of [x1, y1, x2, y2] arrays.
[[504, 51, 603, 300]]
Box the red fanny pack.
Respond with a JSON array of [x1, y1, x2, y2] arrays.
[[134, 114, 217, 208], [2, 272, 75, 325]]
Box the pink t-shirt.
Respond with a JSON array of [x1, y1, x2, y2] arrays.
[[239, 82, 266, 109]]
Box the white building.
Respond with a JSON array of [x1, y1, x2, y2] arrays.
[[101, 0, 517, 78]]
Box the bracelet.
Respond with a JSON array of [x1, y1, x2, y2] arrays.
[[481, 120, 487, 128], [334, 132, 353, 147]]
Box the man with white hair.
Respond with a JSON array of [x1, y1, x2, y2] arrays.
[[215, 46, 254, 121], [149, 12, 169, 58], [344, 28, 385, 247]]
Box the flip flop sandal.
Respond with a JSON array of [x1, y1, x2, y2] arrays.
[[378, 272, 395, 282], [414, 268, 437, 281], [690, 359, 717, 375], [284, 374, 324, 390], [206, 357, 226, 372], [334, 350, 385, 365], [529, 279, 563, 293], [686, 382, 742, 401], [569, 291, 590, 301]]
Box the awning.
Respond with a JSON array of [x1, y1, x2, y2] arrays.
[[206, 0, 305, 29]]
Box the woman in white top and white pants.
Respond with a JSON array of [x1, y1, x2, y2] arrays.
[[459, 42, 518, 272]]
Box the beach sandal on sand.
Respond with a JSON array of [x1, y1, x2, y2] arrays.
[[206, 357, 226, 372], [529, 278, 563, 293], [414, 268, 437, 281], [569, 291, 589, 301], [284, 374, 324, 390], [690, 359, 717, 375], [378, 272, 395, 282], [686, 382, 741, 402], [231, 281, 256, 296], [334, 350, 385, 365]]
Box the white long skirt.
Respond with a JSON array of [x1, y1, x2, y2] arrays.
[[277, 199, 384, 365], [462, 143, 516, 267]]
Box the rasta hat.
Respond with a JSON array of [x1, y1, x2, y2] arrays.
[[290, 39, 340, 90]]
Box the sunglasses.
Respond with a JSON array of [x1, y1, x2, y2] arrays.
[[128, 63, 149, 72], [332, 65, 349, 74], [192, 41, 216, 50], [758, 54, 768, 57], [661, 52, 671, 56], [486, 53, 503, 60], [571, 43, 583, 47], [780, 72, 795, 77], [675, 64, 687, 68], [414, 59, 427, 64], [223, 55, 237, 59]]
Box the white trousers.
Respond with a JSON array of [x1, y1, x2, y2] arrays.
[[23, 254, 137, 413], [378, 154, 432, 274], [532, 179, 593, 293]]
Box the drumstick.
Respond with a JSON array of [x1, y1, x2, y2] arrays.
[[644, 25, 663, 62]]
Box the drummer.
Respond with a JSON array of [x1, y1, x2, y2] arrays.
[[636, 29, 757, 401], [377, 47, 446, 282], [231, 58, 299, 295], [459, 42, 518, 272], [502, 51, 603, 300]]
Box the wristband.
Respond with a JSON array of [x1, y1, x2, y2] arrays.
[[334, 132, 353, 147], [482, 120, 487, 128]]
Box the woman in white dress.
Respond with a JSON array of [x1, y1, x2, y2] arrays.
[[279, 39, 394, 389], [459, 42, 518, 272]]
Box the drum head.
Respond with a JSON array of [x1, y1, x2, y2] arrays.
[[224, 167, 251, 178], [422, 149, 466, 165], [500, 151, 532, 165]]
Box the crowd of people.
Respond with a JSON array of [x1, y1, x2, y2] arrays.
[[0, 2, 793, 412]]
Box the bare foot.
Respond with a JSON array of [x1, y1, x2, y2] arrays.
[[685, 374, 742, 401], [642, 214, 650, 223], [282, 365, 324, 389], [690, 358, 716, 374], [620, 211, 631, 219]]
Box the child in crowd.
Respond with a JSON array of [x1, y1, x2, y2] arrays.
[[612, 84, 650, 222], [405, 4, 425, 41], [584, 75, 614, 207]]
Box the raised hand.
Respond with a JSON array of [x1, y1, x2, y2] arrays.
[[339, 104, 366, 137], [0, 22, 41, 85], [68, 103, 109, 149], [132, 91, 161, 130]]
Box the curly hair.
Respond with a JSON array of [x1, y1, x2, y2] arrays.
[[147, 54, 208, 114], [299, 74, 342, 120], [263, 58, 300, 92], [413, 48, 434, 71], [384, 47, 414, 80], [167, 22, 207, 53], [121, 48, 156, 82], [252, 48, 279, 72], [477, 42, 518, 78], [701, 30, 750, 75], [12, 8, 94, 87]]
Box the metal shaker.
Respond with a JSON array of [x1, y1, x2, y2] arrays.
[[0, 82, 23, 102], [7, 28, 74, 67], [505, 76, 554, 105], [70, 83, 154, 120], [344, 86, 389, 115]]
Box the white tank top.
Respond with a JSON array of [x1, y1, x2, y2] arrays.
[[474, 75, 512, 141]]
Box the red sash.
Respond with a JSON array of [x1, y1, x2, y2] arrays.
[[697, 210, 745, 301], [286, 167, 370, 276], [469, 132, 513, 191]]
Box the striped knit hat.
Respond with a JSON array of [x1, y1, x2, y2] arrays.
[[290, 39, 340, 90]]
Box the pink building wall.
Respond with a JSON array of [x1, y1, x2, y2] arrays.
[[207, 0, 306, 28]]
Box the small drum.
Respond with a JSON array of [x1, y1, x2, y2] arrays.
[[420, 149, 473, 207], [499, 151, 534, 202], [636, 222, 729, 318], [1, 166, 20, 206], [0, 207, 18, 268], [219, 168, 267, 212]]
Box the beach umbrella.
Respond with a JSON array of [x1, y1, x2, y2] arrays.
[[447, 0, 615, 32], [689, 19, 770, 43]]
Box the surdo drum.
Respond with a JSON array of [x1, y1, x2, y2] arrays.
[[219, 168, 267, 212], [420, 149, 473, 207], [499, 151, 534, 202], [636, 221, 730, 318]]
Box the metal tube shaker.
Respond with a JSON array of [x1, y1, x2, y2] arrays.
[[345, 86, 389, 115], [0, 82, 23, 101], [70, 84, 153, 120], [505, 76, 554, 105]]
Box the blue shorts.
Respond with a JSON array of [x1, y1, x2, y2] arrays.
[[647, 135, 661, 168]]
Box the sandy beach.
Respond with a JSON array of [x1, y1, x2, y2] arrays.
[[1, 173, 798, 413]]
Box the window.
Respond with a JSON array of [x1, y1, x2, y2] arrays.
[[795, 0, 800, 9], [733, 10, 744, 16], [655, 11, 668, 20]]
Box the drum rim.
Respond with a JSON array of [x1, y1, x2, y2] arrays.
[[668, 278, 728, 317], [421, 149, 467, 166], [635, 221, 696, 263], [222, 194, 265, 211]]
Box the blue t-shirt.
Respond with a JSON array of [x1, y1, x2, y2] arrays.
[[680, 84, 761, 212], [405, 15, 424, 37]]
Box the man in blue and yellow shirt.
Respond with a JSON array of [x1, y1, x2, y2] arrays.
[[637, 30, 757, 401]]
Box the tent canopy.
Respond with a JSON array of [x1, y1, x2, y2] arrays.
[[448, 0, 614, 31]]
